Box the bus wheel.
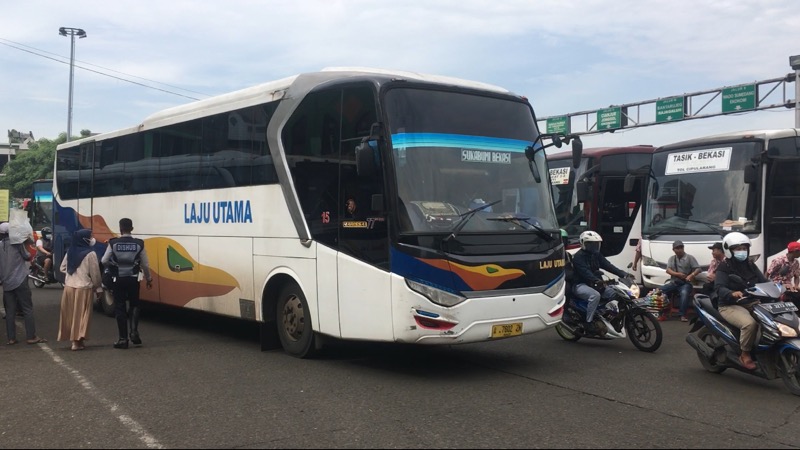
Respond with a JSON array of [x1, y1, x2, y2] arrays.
[[276, 282, 318, 358], [101, 289, 116, 317]]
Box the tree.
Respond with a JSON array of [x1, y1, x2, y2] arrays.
[[0, 133, 68, 198]]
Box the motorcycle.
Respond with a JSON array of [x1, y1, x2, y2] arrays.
[[555, 276, 663, 352], [28, 256, 62, 288], [685, 276, 800, 396]]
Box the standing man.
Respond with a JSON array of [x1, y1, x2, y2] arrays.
[[701, 242, 725, 295], [766, 241, 800, 304], [660, 240, 701, 322], [101, 218, 153, 349], [0, 223, 46, 345]]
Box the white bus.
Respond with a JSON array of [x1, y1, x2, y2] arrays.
[[640, 128, 800, 289], [53, 67, 580, 357], [548, 145, 655, 283]]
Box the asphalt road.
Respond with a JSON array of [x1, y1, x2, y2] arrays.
[[1, 284, 799, 449]]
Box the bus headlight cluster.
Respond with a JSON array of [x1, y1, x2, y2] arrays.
[[543, 276, 565, 298], [406, 279, 466, 307]]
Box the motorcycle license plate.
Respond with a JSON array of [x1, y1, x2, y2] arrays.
[[491, 323, 523, 338], [762, 302, 798, 314]]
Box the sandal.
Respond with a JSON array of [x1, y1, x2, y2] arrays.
[[6, 339, 18, 345], [26, 337, 47, 344]]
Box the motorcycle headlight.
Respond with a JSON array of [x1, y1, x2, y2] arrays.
[[777, 323, 798, 338]]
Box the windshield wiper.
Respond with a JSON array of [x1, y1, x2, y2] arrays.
[[487, 214, 555, 241], [680, 218, 724, 236], [444, 199, 502, 242], [646, 226, 689, 239]]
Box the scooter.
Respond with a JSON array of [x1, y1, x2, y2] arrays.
[[28, 257, 62, 288], [556, 276, 663, 352], [685, 276, 800, 396]]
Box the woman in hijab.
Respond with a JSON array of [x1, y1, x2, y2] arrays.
[[58, 229, 103, 351]]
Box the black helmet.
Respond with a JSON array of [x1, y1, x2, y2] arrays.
[[41, 227, 52, 239]]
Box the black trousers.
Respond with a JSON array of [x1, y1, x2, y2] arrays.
[[112, 277, 141, 338]]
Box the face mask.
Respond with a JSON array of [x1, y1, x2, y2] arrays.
[[733, 251, 748, 261]]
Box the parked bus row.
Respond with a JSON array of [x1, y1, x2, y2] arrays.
[[548, 129, 800, 293]]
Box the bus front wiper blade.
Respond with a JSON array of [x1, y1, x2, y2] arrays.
[[646, 226, 689, 239], [444, 199, 502, 243], [680, 218, 724, 236], [487, 214, 555, 241]]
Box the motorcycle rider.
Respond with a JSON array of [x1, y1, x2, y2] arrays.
[[714, 232, 768, 371], [571, 230, 631, 332], [35, 227, 55, 281]]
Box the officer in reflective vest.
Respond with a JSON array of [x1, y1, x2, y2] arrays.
[[101, 218, 152, 349]]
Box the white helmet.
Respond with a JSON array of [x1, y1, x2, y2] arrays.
[[722, 232, 751, 259], [579, 230, 603, 250]]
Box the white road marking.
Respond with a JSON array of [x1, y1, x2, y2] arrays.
[[37, 344, 165, 449]]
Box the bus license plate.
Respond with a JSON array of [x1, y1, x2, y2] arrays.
[[491, 323, 523, 338]]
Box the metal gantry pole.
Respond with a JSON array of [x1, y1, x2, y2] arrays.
[[792, 55, 800, 128], [59, 27, 86, 142]]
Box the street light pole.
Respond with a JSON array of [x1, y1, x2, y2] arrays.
[[791, 55, 800, 129], [59, 27, 87, 142]]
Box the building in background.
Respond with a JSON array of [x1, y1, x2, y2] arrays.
[[0, 130, 35, 173]]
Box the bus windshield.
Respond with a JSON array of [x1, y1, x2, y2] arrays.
[[384, 88, 556, 235], [29, 179, 53, 231], [548, 157, 589, 240], [643, 142, 761, 236]]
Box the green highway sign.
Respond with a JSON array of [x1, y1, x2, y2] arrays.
[[546, 116, 570, 134], [656, 96, 685, 123], [597, 107, 623, 130], [722, 84, 756, 113]]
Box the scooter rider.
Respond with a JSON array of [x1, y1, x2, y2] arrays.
[[35, 227, 55, 281], [714, 232, 768, 371], [571, 231, 631, 331]]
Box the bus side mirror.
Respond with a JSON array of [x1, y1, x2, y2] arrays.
[[744, 164, 758, 184], [576, 180, 590, 203], [623, 173, 636, 193], [571, 137, 583, 169], [356, 140, 379, 178]]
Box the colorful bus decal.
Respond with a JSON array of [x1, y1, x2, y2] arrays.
[[391, 247, 533, 292], [61, 207, 239, 306]]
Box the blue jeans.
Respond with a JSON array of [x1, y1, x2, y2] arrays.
[[661, 280, 694, 317], [573, 283, 616, 322]]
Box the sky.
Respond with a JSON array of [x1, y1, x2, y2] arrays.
[[1, 0, 799, 150]]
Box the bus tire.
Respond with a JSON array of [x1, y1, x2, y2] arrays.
[[276, 282, 318, 358]]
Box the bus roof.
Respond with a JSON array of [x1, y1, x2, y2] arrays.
[[547, 145, 655, 161], [657, 128, 800, 152], [57, 67, 514, 151]]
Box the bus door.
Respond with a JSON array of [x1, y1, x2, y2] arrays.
[[283, 84, 390, 340], [597, 176, 641, 257], [764, 137, 800, 264], [335, 86, 391, 341]]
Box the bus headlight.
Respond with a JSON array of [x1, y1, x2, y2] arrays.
[[406, 279, 466, 307], [543, 276, 565, 298]]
